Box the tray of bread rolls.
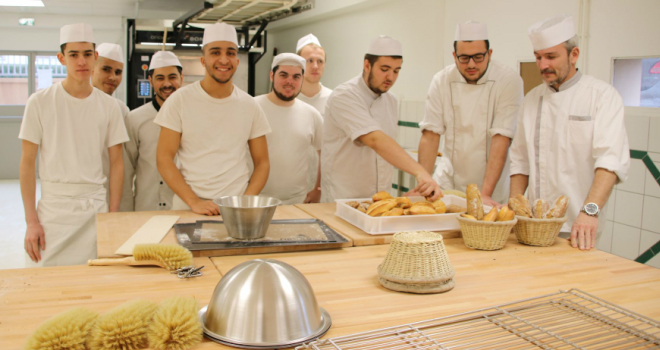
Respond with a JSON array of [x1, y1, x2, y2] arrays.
[[335, 191, 488, 235]]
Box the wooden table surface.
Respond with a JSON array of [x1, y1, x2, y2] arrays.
[[295, 203, 461, 246], [96, 205, 351, 259], [210, 235, 660, 346]]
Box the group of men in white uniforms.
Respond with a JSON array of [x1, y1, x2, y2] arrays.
[[19, 13, 630, 267]]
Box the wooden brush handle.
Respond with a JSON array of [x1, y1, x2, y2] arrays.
[[87, 257, 165, 268]]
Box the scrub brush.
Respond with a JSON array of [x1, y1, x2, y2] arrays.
[[89, 299, 159, 350], [148, 296, 203, 350], [87, 244, 194, 271], [24, 307, 98, 350]]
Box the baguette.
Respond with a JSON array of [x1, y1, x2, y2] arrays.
[[533, 199, 549, 219], [546, 195, 569, 218], [466, 184, 484, 220]]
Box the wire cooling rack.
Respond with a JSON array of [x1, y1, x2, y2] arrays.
[[296, 289, 660, 350]]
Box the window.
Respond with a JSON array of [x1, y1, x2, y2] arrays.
[[613, 57, 660, 108], [0, 54, 29, 105]]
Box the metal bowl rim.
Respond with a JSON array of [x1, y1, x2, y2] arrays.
[[214, 195, 283, 209], [198, 305, 331, 348]]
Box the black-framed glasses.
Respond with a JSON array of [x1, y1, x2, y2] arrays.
[[456, 51, 488, 64]]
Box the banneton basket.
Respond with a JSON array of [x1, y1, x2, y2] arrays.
[[456, 216, 518, 251], [513, 215, 568, 246], [377, 231, 455, 294]]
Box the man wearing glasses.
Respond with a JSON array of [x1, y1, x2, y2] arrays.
[[417, 21, 523, 206]]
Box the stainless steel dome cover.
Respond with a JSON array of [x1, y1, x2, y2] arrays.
[[199, 259, 331, 348]]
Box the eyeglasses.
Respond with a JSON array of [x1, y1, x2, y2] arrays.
[[456, 51, 488, 64]]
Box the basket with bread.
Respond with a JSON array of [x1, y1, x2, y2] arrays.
[[335, 191, 469, 234], [456, 184, 518, 251], [509, 194, 569, 246]]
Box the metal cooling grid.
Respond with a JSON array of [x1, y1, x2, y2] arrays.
[[296, 289, 660, 350]]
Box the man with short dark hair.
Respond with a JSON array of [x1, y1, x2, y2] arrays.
[[418, 21, 523, 206], [509, 14, 630, 250], [321, 35, 441, 202], [122, 51, 182, 211], [19, 23, 128, 266], [155, 22, 271, 215], [255, 53, 323, 204]]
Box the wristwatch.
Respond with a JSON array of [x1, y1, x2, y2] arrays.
[[580, 202, 600, 217]]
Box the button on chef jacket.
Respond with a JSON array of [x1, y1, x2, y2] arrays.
[[321, 75, 398, 202], [419, 60, 523, 203], [122, 98, 175, 211], [509, 71, 630, 232]]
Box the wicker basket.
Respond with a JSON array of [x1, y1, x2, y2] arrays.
[[377, 231, 455, 294], [456, 216, 518, 251], [513, 215, 568, 246]]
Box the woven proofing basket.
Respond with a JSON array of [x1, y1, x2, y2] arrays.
[[513, 215, 568, 246], [456, 217, 517, 251], [378, 231, 455, 294]]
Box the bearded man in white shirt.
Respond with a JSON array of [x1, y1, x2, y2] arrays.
[[122, 51, 181, 211], [321, 35, 441, 202], [255, 53, 323, 204], [19, 23, 128, 266], [509, 14, 630, 250]]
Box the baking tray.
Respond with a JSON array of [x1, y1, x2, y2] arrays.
[[335, 195, 492, 235], [296, 288, 660, 349], [175, 219, 348, 251]]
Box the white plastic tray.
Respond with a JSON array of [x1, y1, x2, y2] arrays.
[[335, 195, 477, 235]]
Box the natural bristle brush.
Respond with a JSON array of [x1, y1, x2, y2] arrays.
[[87, 244, 194, 271]]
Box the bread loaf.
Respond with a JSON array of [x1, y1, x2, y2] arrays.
[[508, 197, 532, 217], [446, 204, 467, 213], [372, 191, 392, 202], [533, 199, 549, 219], [466, 184, 484, 220], [545, 195, 569, 218], [367, 199, 397, 216]]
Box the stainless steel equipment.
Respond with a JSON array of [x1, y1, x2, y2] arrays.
[[199, 259, 331, 349], [213, 195, 281, 239]]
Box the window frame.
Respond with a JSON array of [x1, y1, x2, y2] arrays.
[[611, 55, 660, 111]]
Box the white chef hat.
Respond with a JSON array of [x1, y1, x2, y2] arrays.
[[366, 35, 403, 56], [96, 43, 124, 64], [60, 23, 94, 45], [455, 21, 488, 41], [296, 33, 321, 52], [271, 53, 305, 70], [528, 14, 576, 51], [202, 22, 238, 47], [149, 51, 182, 70]]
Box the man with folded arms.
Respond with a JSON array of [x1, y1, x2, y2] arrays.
[[155, 22, 271, 215], [19, 23, 128, 266]]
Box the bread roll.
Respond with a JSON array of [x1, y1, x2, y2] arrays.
[[433, 200, 447, 214], [372, 191, 393, 202], [394, 197, 412, 209], [466, 184, 484, 220], [483, 207, 498, 222], [446, 204, 467, 213], [410, 205, 436, 215], [345, 201, 359, 209], [367, 199, 397, 216], [508, 197, 532, 218], [497, 206, 515, 221], [516, 194, 532, 215], [533, 199, 549, 219], [411, 201, 435, 209], [460, 213, 477, 220], [546, 195, 569, 218], [382, 207, 404, 216]]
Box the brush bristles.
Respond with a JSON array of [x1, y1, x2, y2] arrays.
[[89, 299, 159, 350], [133, 244, 193, 271], [148, 296, 203, 350], [24, 307, 98, 350]]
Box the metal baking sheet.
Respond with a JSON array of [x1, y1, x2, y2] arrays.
[[175, 219, 348, 251]]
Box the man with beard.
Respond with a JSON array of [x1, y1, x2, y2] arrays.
[[19, 23, 128, 266], [417, 21, 523, 206], [121, 51, 181, 211], [321, 36, 441, 202], [254, 53, 323, 204], [509, 14, 630, 250], [155, 22, 271, 215]]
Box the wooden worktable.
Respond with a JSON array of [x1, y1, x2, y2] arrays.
[[96, 205, 351, 259], [295, 203, 461, 246]]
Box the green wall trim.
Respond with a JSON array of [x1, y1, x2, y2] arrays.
[[636, 240, 660, 264], [391, 183, 410, 192], [398, 121, 420, 128], [630, 149, 647, 159]]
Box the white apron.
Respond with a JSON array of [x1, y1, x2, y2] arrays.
[[25, 182, 107, 267], [434, 80, 510, 202], [372, 97, 398, 193]]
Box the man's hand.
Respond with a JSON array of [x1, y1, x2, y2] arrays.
[[190, 199, 220, 216], [24, 222, 46, 263], [481, 194, 503, 208], [570, 212, 598, 250], [413, 172, 443, 201], [304, 188, 321, 203]]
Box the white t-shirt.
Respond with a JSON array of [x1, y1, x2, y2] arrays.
[[296, 84, 333, 116], [154, 81, 271, 200], [19, 83, 128, 186], [255, 95, 323, 204]]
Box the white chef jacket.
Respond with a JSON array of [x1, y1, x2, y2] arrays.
[[18, 82, 128, 266], [298, 84, 333, 194], [321, 75, 398, 202], [122, 99, 176, 211], [102, 98, 130, 208], [419, 60, 523, 203], [509, 72, 630, 232], [254, 95, 323, 204], [154, 81, 271, 209]]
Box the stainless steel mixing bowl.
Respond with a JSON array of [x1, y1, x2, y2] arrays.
[[213, 195, 282, 239], [199, 259, 331, 349]]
